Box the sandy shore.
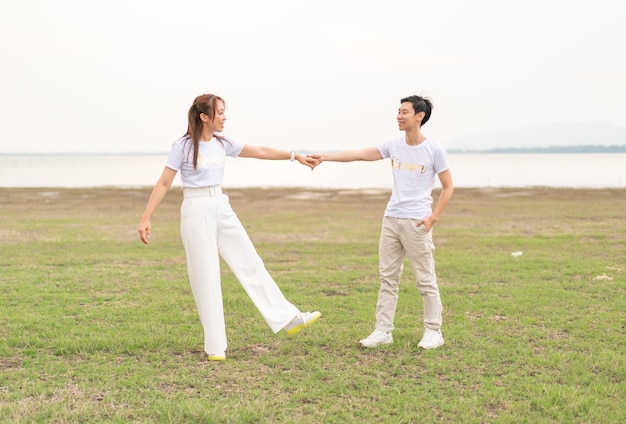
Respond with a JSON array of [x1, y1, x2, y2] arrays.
[[3, 186, 626, 226]]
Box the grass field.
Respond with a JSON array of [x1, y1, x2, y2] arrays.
[[1, 186, 625, 423]]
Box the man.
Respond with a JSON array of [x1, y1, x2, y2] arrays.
[[310, 95, 453, 349]]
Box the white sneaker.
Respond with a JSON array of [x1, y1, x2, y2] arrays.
[[285, 311, 321, 336], [359, 329, 393, 348], [418, 328, 444, 350], [207, 352, 226, 361]]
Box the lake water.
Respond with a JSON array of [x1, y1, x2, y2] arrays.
[[0, 153, 624, 189]]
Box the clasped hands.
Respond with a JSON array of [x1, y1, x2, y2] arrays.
[[300, 154, 324, 170]]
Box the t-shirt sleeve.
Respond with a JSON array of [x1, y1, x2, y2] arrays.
[[376, 139, 392, 159], [433, 144, 450, 173], [219, 133, 244, 158], [165, 137, 187, 171]]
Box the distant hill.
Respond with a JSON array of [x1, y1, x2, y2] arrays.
[[444, 121, 626, 152]]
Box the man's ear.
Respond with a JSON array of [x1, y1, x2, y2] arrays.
[[416, 111, 426, 122]]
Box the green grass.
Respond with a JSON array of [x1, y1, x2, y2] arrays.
[[1, 187, 625, 423]]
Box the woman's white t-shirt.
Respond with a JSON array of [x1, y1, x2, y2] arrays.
[[377, 137, 450, 220], [165, 134, 244, 188]]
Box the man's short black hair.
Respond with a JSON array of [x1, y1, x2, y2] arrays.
[[401, 95, 433, 126]]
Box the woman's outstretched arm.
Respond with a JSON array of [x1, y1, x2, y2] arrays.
[[239, 145, 317, 169]]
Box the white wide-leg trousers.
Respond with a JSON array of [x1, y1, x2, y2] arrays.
[[180, 187, 299, 355]]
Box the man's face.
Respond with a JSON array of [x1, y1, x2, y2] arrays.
[[397, 102, 424, 131]]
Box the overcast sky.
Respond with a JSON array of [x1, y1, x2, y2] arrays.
[[1, 0, 624, 154]]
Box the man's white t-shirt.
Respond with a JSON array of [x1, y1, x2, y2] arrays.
[[377, 137, 450, 220], [165, 134, 244, 188]]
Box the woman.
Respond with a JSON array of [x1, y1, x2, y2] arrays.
[[138, 94, 321, 361]]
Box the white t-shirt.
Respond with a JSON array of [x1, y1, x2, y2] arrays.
[[165, 133, 244, 188], [377, 136, 450, 220]]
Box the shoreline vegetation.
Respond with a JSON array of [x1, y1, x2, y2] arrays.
[[1, 187, 625, 422], [448, 144, 626, 154]]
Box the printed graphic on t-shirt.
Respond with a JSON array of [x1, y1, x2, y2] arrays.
[[197, 155, 225, 169], [391, 156, 426, 173]]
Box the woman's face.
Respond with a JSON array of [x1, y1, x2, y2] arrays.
[[206, 101, 226, 133]]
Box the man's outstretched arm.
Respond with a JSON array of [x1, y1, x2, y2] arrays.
[[308, 147, 383, 165]]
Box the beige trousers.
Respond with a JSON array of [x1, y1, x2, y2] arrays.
[[375, 216, 443, 333], [180, 187, 299, 355]]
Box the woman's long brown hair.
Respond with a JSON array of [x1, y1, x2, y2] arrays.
[[185, 94, 225, 169]]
